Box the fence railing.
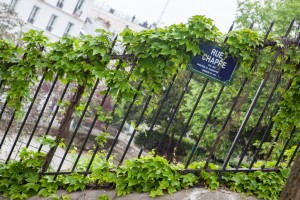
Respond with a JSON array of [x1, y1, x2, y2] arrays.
[[0, 19, 299, 179]]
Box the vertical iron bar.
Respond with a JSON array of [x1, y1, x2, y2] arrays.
[[204, 77, 247, 169], [223, 22, 235, 43], [249, 77, 292, 169], [275, 127, 296, 167], [84, 62, 136, 173], [71, 87, 111, 172], [38, 82, 70, 152], [26, 75, 58, 147], [0, 100, 7, 121], [186, 22, 245, 166], [168, 78, 209, 163], [0, 110, 16, 149], [236, 71, 282, 168], [0, 80, 3, 98], [54, 79, 100, 176], [184, 85, 225, 168], [203, 22, 263, 169], [219, 54, 277, 172], [106, 81, 143, 160], [250, 77, 293, 168], [83, 100, 118, 173], [56, 35, 119, 174], [265, 130, 281, 161], [6, 76, 45, 162], [219, 18, 295, 178], [137, 71, 178, 158], [119, 91, 153, 165], [287, 139, 300, 167], [154, 72, 194, 156], [249, 116, 274, 168]]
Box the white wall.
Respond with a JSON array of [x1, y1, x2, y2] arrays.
[[85, 2, 146, 36], [2, 0, 92, 40], [2, 0, 147, 41]]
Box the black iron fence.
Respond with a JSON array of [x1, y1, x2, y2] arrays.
[[0, 20, 299, 179]]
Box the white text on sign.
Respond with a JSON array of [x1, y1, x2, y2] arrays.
[[202, 48, 227, 69]]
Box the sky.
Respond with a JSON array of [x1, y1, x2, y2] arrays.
[[95, 0, 238, 33]]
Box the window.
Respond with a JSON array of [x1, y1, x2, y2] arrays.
[[27, 6, 39, 24], [73, 0, 84, 14], [46, 15, 57, 32], [9, 0, 19, 10], [56, 0, 64, 8], [109, 8, 115, 14], [63, 22, 73, 36]]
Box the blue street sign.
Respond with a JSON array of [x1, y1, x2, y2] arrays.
[[188, 43, 238, 85]]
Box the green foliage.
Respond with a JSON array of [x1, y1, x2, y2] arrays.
[[226, 29, 263, 71], [98, 194, 110, 200], [121, 16, 221, 95], [188, 162, 220, 190], [179, 18, 299, 164], [116, 154, 197, 197], [0, 147, 114, 199], [271, 46, 300, 138], [47, 31, 111, 87], [1, 15, 298, 157], [0, 30, 48, 116], [63, 173, 87, 192], [0, 148, 292, 200], [0, 14, 299, 200], [62, 194, 71, 200], [0, 148, 45, 200], [38, 175, 62, 197], [233, 2, 300, 148], [223, 169, 288, 200], [95, 132, 110, 147], [36, 135, 57, 148], [235, 0, 300, 35], [89, 154, 116, 185]]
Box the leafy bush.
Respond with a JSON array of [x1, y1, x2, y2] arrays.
[[222, 169, 289, 200], [0, 148, 45, 199], [0, 148, 291, 200], [188, 161, 220, 190], [116, 154, 197, 197]]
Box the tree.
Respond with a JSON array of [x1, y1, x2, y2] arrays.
[[280, 151, 300, 199], [0, 2, 24, 43], [41, 32, 113, 171], [235, 0, 300, 197], [235, 0, 300, 35]]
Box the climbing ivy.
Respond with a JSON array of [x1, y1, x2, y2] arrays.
[[116, 153, 197, 197], [272, 44, 300, 138], [0, 15, 299, 200], [0, 146, 292, 200], [0, 15, 299, 142], [0, 30, 48, 116], [121, 16, 220, 94]]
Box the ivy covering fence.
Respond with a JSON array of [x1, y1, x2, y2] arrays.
[[0, 15, 299, 199]]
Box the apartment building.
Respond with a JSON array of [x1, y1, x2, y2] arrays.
[[1, 0, 151, 41], [2, 0, 91, 40], [83, 1, 151, 37]]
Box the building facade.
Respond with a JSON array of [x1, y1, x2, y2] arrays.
[[2, 0, 91, 40], [1, 0, 150, 41], [83, 1, 150, 37]]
